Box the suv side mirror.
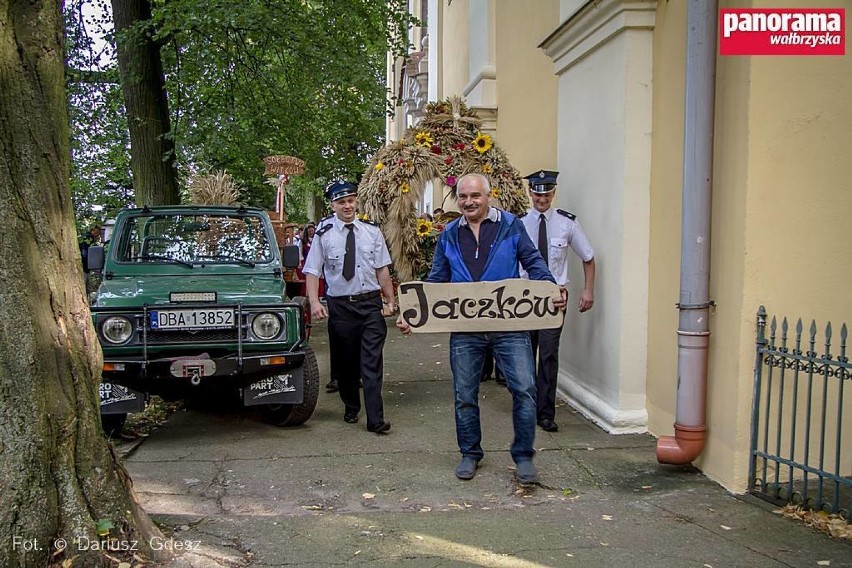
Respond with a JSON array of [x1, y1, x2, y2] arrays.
[[87, 245, 105, 271], [281, 244, 300, 269]]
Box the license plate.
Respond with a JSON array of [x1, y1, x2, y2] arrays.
[[150, 308, 234, 330]]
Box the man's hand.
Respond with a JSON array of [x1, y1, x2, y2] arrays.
[[578, 289, 594, 313], [381, 301, 396, 317], [309, 298, 328, 321], [395, 314, 412, 336], [553, 287, 569, 311]]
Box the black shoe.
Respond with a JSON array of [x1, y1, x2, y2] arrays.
[[367, 421, 391, 434], [515, 460, 539, 484], [454, 456, 479, 480], [538, 418, 559, 432], [344, 412, 358, 424], [326, 380, 339, 393]]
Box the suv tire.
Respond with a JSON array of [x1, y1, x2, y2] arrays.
[[260, 346, 320, 426], [101, 413, 127, 437]]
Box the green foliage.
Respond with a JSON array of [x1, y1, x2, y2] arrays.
[[64, 0, 416, 220], [95, 518, 114, 536], [65, 0, 134, 229]]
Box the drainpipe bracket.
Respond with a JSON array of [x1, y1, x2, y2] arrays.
[[676, 300, 716, 310]]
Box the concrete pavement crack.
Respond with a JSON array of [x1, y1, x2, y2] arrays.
[[648, 501, 803, 568]]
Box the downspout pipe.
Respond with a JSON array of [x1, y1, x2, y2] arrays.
[[657, 0, 718, 465]]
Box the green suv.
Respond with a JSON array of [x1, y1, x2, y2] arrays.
[[87, 205, 319, 433]]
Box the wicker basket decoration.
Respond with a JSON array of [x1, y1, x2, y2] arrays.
[[358, 96, 527, 281]]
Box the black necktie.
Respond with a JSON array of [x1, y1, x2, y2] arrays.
[[538, 213, 548, 265], [343, 223, 355, 280]]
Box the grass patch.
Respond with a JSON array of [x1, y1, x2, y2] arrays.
[[121, 396, 184, 439]]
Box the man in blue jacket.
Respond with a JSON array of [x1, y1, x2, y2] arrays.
[[397, 173, 566, 484]]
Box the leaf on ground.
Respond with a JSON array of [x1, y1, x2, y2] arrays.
[[95, 518, 114, 536], [301, 505, 323, 510], [362, 493, 375, 499], [777, 505, 851, 540], [817, 562, 830, 566], [601, 515, 613, 521], [720, 525, 732, 531], [419, 506, 432, 512]]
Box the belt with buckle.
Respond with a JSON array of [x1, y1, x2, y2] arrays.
[[331, 290, 381, 303]]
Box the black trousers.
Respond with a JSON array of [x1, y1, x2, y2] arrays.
[[530, 324, 564, 422], [326, 295, 387, 428]]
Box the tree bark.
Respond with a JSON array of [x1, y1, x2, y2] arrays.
[[112, 0, 180, 206], [0, 0, 169, 565]]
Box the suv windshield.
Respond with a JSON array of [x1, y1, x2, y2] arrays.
[[117, 213, 273, 264]]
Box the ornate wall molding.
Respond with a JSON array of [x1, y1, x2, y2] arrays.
[[540, 0, 657, 74]]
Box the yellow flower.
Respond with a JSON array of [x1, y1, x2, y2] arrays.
[[374, 162, 385, 170], [415, 130, 434, 147], [400, 182, 410, 194], [416, 218, 433, 238], [473, 132, 493, 154], [490, 187, 501, 199], [481, 164, 492, 173]]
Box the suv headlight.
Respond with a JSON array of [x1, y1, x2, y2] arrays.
[[102, 316, 133, 344], [252, 313, 281, 340]]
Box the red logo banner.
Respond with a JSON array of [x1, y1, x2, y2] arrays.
[[719, 8, 845, 55]]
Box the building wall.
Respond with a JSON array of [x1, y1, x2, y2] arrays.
[[493, 0, 559, 176], [647, 0, 852, 491], [440, 0, 470, 98], [542, 0, 656, 432]]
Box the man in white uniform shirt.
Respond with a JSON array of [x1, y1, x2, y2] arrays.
[[520, 170, 596, 433], [303, 180, 396, 434]]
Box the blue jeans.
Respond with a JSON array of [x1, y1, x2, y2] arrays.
[[449, 332, 537, 463]]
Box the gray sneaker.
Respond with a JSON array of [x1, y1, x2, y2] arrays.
[[454, 456, 479, 480], [515, 460, 539, 484]]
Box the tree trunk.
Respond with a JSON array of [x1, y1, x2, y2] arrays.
[[112, 0, 180, 206], [0, 0, 169, 565]]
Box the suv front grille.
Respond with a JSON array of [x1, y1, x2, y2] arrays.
[[145, 328, 242, 344]]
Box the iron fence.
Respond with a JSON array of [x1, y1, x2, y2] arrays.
[[749, 306, 851, 517]]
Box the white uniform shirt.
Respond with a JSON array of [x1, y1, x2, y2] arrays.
[[519, 207, 594, 286], [302, 215, 392, 297]]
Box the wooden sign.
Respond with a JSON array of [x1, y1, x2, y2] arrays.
[[263, 155, 305, 176], [398, 279, 564, 333]]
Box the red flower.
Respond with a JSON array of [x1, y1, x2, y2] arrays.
[[446, 175, 457, 186], [452, 143, 466, 151], [444, 157, 453, 165], [431, 145, 443, 154]]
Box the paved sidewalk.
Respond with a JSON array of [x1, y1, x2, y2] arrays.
[[121, 319, 852, 567]]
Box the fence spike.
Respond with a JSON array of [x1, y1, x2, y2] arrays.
[[810, 320, 817, 340], [771, 316, 777, 334], [796, 318, 803, 334], [826, 321, 833, 340], [841, 323, 848, 345]]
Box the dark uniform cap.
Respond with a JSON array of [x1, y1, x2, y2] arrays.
[[324, 180, 358, 202], [524, 170, 559, 194]]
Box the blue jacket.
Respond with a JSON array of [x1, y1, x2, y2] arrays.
[[427, 208, 555, 283]]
